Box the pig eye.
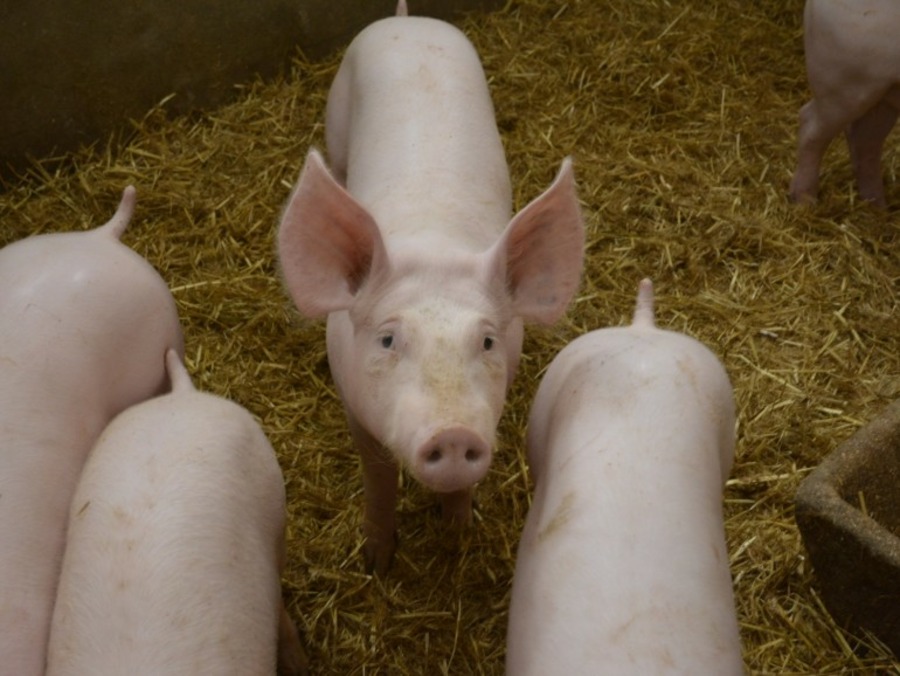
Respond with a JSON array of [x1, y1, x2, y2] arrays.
[[483, 336, 495, 351], [380, 334, 394, 349]]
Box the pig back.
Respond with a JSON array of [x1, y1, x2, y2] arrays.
[[327, 15, 512, 250], [509, 325, 742, 675], [46, 387, 286, 675], [527, 326, 736, 487], [0, 227, 183, 426]]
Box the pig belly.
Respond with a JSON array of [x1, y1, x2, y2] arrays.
[[46, 396, 285, 675]]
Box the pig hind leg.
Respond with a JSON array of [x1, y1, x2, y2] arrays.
[[846, 94, 899, 207], [790, 98, 850, 203]]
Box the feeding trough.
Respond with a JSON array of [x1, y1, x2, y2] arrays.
[[795, 398, 900, 656]]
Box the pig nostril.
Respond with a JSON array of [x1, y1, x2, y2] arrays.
[[465, 448, 481, 463], [426, 448, 442, 464]]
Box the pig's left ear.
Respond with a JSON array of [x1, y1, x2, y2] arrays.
[[487, 158, 585, 325]]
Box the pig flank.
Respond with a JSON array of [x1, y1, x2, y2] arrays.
[[278, 13, 584, 573], [0, 188, 184, 675]]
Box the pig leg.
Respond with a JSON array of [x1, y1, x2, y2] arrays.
[[277, 604, 309, 676], [440, 489, 474, 525], [790, 98, 847, 203], [791, 80, 893, 204], [350, 417, 400, 575], [846, 97, 899, 207]]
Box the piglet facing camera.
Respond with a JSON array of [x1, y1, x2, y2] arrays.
[[46, 351, 307, 676], [277, 9, 584, 575], [506, 279, 743, 675]]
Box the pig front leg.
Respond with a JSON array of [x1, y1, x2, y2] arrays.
[[349, 417, 400, 575], [440, 488, 474, 526], [846, 98, 898, 207]]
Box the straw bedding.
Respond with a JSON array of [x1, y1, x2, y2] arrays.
[[1, 0, 898, 672]]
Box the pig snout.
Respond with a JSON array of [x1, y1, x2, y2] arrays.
[[413, 426, 492, 493]]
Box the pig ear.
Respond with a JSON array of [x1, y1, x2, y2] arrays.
[[488, 158, 585, 324], [277, 149, 388, 318]]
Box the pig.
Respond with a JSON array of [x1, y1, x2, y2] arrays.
[[0, 187, 184, 676], [790, 0, 900, 207], [505, 279, 743, 675], [45, 350, 308, 676], [276, 8, 584, 574]]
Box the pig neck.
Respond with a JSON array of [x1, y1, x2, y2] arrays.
[[360, 194, 512, 257]]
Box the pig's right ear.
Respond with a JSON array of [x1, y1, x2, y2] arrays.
[[277, 149, 387, 318]]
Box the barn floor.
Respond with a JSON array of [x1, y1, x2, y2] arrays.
[[2, 0, 899, 672]]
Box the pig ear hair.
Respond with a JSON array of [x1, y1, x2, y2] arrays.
[[277, 149, 388, 318], [491, 157, 585, 325]]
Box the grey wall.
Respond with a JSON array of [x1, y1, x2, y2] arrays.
[[0, 0, 501, 179]]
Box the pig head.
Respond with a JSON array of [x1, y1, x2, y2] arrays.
[[790, 0, 900, 207], [277, 14, 584, 574], [0, 187, 184, 675]]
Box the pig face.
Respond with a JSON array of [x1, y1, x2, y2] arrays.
[[336, 254, 513, 492], [279, 149, 583, 493]]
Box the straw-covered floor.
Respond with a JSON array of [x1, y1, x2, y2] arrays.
[[2, 0, 898, 672]]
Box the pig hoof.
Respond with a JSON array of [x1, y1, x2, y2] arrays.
[[788, 189, 817, 206], [364, 531, 398, 576]]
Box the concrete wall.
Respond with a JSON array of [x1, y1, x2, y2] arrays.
[[0, 0, 501, 179]]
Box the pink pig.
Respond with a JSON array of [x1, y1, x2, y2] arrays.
[[277, 9, 584, 573], [790, 0, 900, 206], [0, 187, 184, 675], [46, 350, 308, 676], [505, 279, 743, 674]]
